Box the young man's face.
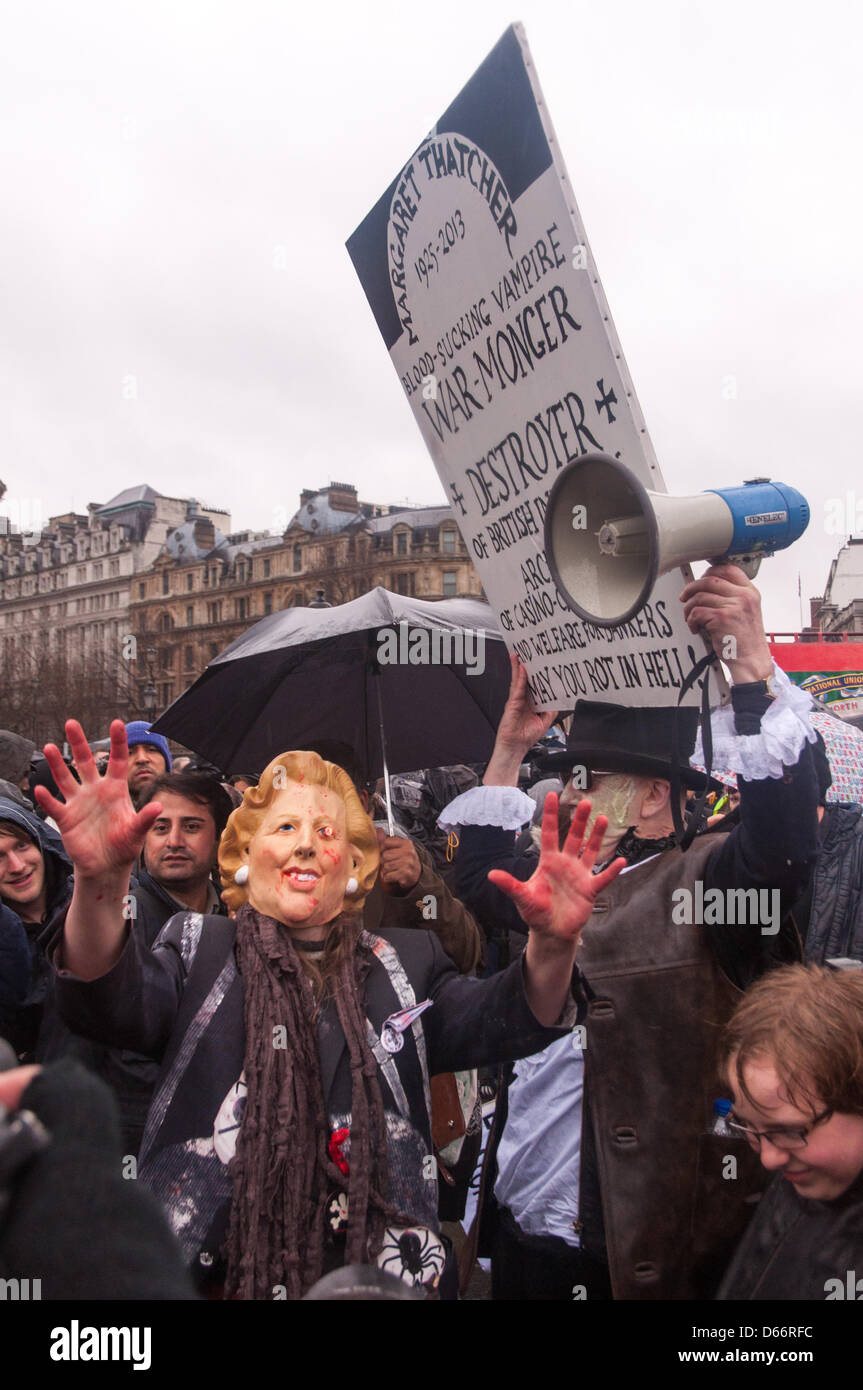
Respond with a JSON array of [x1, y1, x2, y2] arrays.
[[143, 792, 218, 892], [0, 829, 46, 922], [127, 744, 167, 797], [730, 1057, 863, 1201]]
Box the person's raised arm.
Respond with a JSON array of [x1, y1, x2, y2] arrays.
[[489, 795, 625, 1024], [34, 720, 162, 981], [483, 653, 558, 787], [680, 563, 819, 889]]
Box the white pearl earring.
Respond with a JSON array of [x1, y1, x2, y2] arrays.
[[345, 876, 358, 895], [234, 864, 249, 885]]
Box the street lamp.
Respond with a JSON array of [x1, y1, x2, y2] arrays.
[[308, 587, 331, 608], [142, 645, 157, 721]]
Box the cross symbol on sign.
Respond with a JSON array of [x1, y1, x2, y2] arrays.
[[594, 379, 618, 424]]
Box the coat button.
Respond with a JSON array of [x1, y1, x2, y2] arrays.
[[612, 1125, 638, 1146], [589, 999, 615, 1018]]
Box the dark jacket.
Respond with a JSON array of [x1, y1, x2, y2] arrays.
[[801, 802, 863, 964], [363, 843, 482, 975], [130, 868, 227, 948], [0, 903, 30, 1018], [0, 798, 76, 1061], [53, 913, 570, 1279], [717, 1169, 863, 1300], [102, 870, 228, 1153]]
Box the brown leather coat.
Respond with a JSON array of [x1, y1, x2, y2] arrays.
[[363, 843, 482, 975], [578, 833, 771, 1300]]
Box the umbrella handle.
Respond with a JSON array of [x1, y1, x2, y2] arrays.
[[374, 672, 396, 837]]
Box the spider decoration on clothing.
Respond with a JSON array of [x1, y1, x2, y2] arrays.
[[376, 1225, 446, 1288]]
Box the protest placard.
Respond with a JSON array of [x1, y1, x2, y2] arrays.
[[348, 23, 718, 709]]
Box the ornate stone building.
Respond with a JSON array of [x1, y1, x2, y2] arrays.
[[129, 482, 481, 715], [0, 486, 229, 741], [0, 480, 479, 737]]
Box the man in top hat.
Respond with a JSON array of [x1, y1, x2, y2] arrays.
[[440, 565, 820, 1300]]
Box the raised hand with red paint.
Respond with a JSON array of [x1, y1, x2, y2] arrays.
[[35, 720, 163, 981], [36, 720, 162, 878], [490, 794, 626, 1025]]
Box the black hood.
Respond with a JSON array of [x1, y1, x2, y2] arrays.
[[0, 796, 72, 921]]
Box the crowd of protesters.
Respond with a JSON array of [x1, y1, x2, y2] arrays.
[[1, 563, 863, 1301]]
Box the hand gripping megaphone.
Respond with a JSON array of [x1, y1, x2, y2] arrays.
[[543, 453, 810, 627]]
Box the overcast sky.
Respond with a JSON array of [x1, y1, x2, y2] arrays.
[[2, 0, 860, 633]]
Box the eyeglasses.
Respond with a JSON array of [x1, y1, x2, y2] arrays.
[[726, 1107, 832, 1151]]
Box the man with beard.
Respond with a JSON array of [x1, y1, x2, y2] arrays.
[[441, 565, 820, 1300], [105, 771, 232, 1152], [124, 723, 172, 806], [134, 773, 232, 942]]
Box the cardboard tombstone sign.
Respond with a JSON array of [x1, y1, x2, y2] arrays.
[[348, 24, 722, 710]]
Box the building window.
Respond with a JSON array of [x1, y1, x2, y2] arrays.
[[441, 528, 457, 554], [293, 544, 302, 573], [235, 597, 248, 621], [184, 645, 194, 670], [158, 612, 174, 632], [162, 571, 170, 595], [395, 572, 416, 596], [263, 558, 271, 579], [139, 582, 146, 599], [396, 531, 408, 556], [264, 591, 273, 616], [442, 570, 458, 597], [187, 573, 194, 590], [207, 600, 222, 623], [209, 642, 219, 659], [186, 605, 194, 625], [109, 559, 119, 577], [93, 563, 103, 579], [237, 561, 246, 582]]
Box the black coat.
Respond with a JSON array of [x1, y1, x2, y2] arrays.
[[54, 912, 569, 1274], [717, 1168, 863, 1300], [801, 803, 863, 964]]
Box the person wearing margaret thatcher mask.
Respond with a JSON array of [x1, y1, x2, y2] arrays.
[[40, 721, 624, 1298]]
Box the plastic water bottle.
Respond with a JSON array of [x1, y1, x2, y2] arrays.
[[709, 1098, 733, 1136]]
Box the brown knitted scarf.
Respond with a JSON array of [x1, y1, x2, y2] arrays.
[[223, 903, 400, 1300]]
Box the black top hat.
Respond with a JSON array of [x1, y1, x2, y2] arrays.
[[536, 700, 723, 793]]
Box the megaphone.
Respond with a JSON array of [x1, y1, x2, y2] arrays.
[[544, 453, 809, 627]]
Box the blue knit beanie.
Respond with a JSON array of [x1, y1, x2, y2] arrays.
[[125, 722, 172, 770]]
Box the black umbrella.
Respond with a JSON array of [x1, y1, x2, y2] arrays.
[[153, 588, 511, 823]]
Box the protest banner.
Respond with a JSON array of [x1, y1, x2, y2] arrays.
[[348, 24, 722, 709]]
